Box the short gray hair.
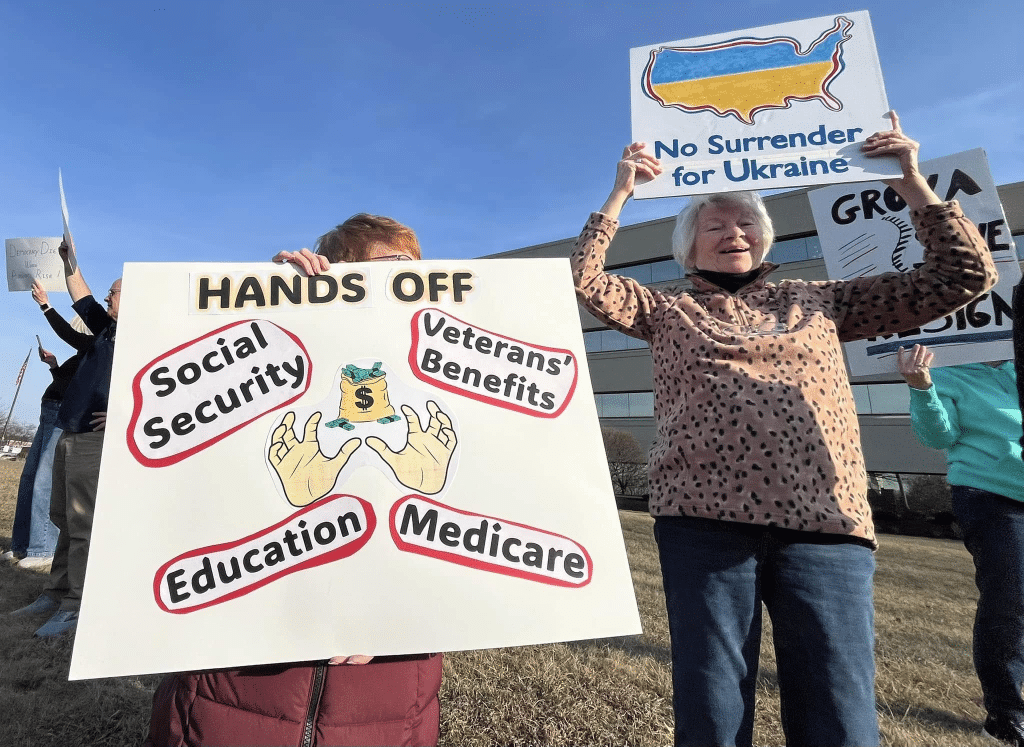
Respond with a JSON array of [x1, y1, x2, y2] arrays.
[[671, 192, 775, 271]]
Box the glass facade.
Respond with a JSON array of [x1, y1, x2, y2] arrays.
[[850, 383, 910, 415], [594, 392, 655, 418], [583, 329, 648, 352]]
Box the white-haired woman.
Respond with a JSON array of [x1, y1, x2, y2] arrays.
[[572, 113, 997, 747]]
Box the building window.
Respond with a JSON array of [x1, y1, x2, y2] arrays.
[[852, 383, 910, 414], [764, 235, 823, 264], [595, 392, 655, 418], [584, 329, 648, 352], [608, 259, 685, 284]]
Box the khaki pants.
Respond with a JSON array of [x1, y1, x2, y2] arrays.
[[45, 430, 104, 613]]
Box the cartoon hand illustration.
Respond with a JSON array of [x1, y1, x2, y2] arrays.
[[269, 411, 360, 507], [366, 401, 457, 494]]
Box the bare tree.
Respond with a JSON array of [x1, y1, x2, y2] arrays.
[[601, 428, 647, 496], [0, 398, 37, 444]]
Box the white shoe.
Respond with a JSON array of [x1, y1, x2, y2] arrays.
[[2, 550, 22, 562], [18, 555, 53, 570]]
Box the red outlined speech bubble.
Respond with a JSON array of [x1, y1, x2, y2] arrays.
[[390, 495, 592, 588], [154, 494, 375, 614], [408, 309, 578, 418], [128, 320, 311, 467]]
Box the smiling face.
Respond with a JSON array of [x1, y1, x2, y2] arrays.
[[692, 204, 762, 274]]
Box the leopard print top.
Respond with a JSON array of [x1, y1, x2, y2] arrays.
[[573, 201, 997, 544]]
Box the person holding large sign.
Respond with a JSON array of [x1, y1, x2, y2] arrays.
[[145, 215, 443, 747], [571, 114, 997, 746]]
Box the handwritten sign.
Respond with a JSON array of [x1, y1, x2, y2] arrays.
[[5, 237, 65, 292], [70, 259, 641, 679], [631, 11, 899, 197], [808, 148, 1019, 374]]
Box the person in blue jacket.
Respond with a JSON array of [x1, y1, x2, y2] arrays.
[[899, 343, 1024, 747]]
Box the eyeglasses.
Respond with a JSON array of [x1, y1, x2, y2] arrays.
[[107, 289, 121, 296], [367, 254, 414, 262]]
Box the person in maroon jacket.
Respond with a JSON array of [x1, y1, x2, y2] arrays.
[[145, 214, 443, 747]]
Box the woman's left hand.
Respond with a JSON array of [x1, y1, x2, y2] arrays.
[[861, 111, 939, 209], [861, 111, 920, 184]]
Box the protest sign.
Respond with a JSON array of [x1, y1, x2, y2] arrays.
[[5, 237, 65, 292], [631, 11, 899, 198], [69, 259, 642, 679], [808, 148, 1019, 375], [58, 168, 78, 273]]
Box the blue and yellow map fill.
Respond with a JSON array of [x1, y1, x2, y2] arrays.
[[642, 16, 853, 125]]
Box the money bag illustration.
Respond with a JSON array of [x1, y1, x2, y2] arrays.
[[337, 362, 396, 423]]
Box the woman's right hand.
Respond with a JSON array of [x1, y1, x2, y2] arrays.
[[898, 344, 934, 390], [273, 248, 330, 276], [600, 143, 662, 220]]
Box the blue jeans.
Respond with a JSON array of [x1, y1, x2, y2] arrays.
[[655, 515, 879, 747], [951, 485, 1024, 721], [10, 399, 61, 557]]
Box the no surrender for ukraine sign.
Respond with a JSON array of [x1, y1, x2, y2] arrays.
[[70, 259, 641, 679], [631, 11, 900, 198]]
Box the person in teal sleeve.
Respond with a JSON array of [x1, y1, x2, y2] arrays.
[[899, 343, 1024, 747]]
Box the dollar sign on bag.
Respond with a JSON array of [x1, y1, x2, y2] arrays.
[[355, 386, 374, 411]]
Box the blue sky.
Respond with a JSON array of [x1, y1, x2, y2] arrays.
[[2, 0, 1022, 426]]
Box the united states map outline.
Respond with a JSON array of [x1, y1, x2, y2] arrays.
[[641, 16, 854, 125]]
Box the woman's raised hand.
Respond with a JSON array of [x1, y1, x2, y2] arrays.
[[862, 111, 938, 208], [600, 142, 662, 220]]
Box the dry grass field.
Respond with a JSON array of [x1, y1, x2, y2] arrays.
[[0, 458, 998, 746]]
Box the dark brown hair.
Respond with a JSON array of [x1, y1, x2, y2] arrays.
[[314, 213, 421, 262]]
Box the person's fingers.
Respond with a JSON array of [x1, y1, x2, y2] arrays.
[[301, 412, 322, 444], [328, 655, 374, 665], [439, 426, 457, 451], [274, 250, 318, 275], [335, 437, 361, 462], [889, 110, 901, 132], [427, 402, 456, 448], [402, 404, 423, 435], [365, 436, 399, 466], [423, 401, 444, 438], [298, 248, 329, 274], [277, 412, 299, 450]]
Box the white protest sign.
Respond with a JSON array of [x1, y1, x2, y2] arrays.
[[58, 168, 78, 274], [808, 148, 1019, 375], [70, 260, 642, 679], [5, 237, 65, 292], [631, 11, 899, 198]]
